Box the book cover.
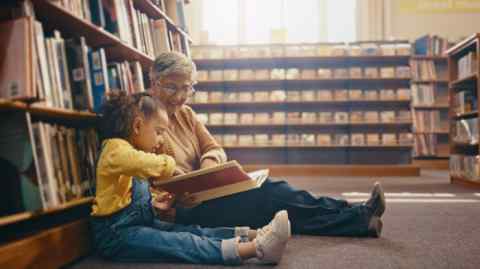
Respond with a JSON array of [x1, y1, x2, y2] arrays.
[[151, 161, 268, 203]]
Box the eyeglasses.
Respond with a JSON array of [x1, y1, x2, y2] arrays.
[[159, 82, 197, 97]]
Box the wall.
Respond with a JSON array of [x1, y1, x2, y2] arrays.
[[385, 0, 480, 42]]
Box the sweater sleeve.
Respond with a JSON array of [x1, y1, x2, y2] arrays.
[[99, 139, 176, 180], [185, 106, 227, 164]]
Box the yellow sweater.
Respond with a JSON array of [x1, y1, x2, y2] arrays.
[[91, 138, 175, 216]]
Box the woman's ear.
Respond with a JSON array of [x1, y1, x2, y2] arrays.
[[132, 116, 143, 136]]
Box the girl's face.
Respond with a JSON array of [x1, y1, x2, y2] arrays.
[[151, 73, 196, 113], [131, 111, 168, 153]]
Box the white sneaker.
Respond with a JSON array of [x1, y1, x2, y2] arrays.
[[254, 210, 291, 264]]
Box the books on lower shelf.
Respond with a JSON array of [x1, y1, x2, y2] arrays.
[[453, 90, 478, 115], [198, 110, 411, 125], [196, 67, 411, 81], [150, 160, 269, 203], [411, 84, 448, 106], [454, 118, 479, 145], [450, 154, 480, 181], [0, 112, 97, 216], [457, 52, 477, 80], [412, 110, 448, 133], [191, 89, 411, 104], [411, 60, 447, 81], [215, 132, 412, 147]]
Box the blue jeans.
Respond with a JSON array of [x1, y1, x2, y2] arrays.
[[177, 178, 373, 237], [90, 179, 247, 265]]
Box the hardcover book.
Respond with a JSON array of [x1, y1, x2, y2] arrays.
[[151, 161, 269, 203]]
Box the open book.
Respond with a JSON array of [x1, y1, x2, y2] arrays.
[[150, 161, 269, 203]]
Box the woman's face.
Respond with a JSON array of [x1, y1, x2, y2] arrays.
[[152, 73, 196, 113]]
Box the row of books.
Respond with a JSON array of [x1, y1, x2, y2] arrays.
[[458, 52, 477, 80], [453, 118, 479, 145], [412, 111, 448, 133], [192, 42, 412, 60], [450, 154, 480, 181], [52, 0, 185, 57], [197, 66, 411, 81], [0, 113, 97, 214], [0, 17, 146, 111], [413, 35, 452, 56], [411, 60, 447, 81], [192, 89, 411, 104], [411, 85, 448, 106], [453, 90, 478, 115], [413, 134, 449, 157], [212, 132, 413, 147], [197, 111, 412, 125]]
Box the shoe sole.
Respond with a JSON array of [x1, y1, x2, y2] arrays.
[[372, 182, 386, 217], [273, 210, 291, 241], [368, 216, 383, 238]]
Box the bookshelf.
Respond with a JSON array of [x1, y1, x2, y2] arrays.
[[191, 42, 419, 174], [446, 34, 480, 188], [0, 0, 192, 268], [410, 55, 450, 169]]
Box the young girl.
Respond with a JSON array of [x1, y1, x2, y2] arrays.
[[90, 91, 291, 265]]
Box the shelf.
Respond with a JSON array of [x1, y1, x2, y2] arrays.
[[451, 176, 480, 188], [414, 131, 449, 135], [0, 197, 93, 228], [454, 111, 478, 120], [197, 78, 411, 89], [206, 122, 412, 128], [450, 74, 477, 88], [412, 159, 449, 170], [194, 55, 410, 69], [224, 145, 412, 149], [411, 79, 449, 84], [190, 99, 411, 109], [446, 33, 479, 57], [411, 55, 447, 61], [0, 100, 98, 126], [32, 0, 154, 69], [412, 104, 449, 109], [242, 164, 420, 177], [134, 0, 192, 43]]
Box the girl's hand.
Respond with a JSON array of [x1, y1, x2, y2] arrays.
[[150, 188, 177, 222], [173, 167, 185, 176]]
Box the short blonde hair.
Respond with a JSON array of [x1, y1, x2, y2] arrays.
[[150, 52, 196, 82]]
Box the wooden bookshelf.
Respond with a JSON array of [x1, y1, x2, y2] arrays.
[[32, 0, 154, 69], [193, 43, 415, 168], [411, 52, 450, 163], [134, 0, 192, 43], [0, 0, 193, 267], [447, 34, 480, 187]]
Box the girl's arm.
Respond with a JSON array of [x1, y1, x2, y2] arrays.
[[99, 139, 176, 180]]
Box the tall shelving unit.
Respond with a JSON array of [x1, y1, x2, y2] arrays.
[[191, 42, 420, 176], [447, 34, 480, 188], [410, 55, 450, 169], [0, 1, 192, 268]]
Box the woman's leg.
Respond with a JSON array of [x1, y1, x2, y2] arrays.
[[177, 178, 375, 237]]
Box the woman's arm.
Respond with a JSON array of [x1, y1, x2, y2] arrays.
[[187, 107, 227, 167]]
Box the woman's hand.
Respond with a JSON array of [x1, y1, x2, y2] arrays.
[[177, 192, 201, 208], [200, 158, 217, 169]]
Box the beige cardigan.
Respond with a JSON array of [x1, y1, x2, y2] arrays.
[[156, 105, 227, 172]]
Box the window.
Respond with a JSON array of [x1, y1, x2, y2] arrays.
[[200, 0, 356, 45]]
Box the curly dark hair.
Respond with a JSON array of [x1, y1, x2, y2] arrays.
[[98, 91, 160, 141]]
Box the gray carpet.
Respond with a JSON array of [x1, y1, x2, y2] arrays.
[[68, 170, 480, 269]]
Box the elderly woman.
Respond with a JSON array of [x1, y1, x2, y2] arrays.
[[149, 52, 385, 237]]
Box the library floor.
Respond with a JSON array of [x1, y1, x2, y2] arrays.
[[69, 170, 480, 269]]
